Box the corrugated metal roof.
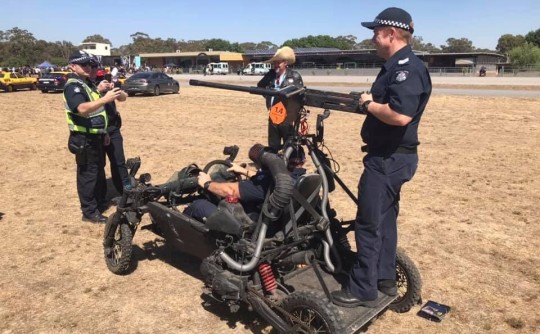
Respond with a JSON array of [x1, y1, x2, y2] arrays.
[[139, 51, 240, 58]]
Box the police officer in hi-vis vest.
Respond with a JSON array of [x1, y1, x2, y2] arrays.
[[64, 50, 123, 223]]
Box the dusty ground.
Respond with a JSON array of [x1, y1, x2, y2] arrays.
[[0, 79, 539, 334]]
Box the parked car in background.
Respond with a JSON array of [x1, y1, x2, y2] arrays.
[[208, 62, 229, 75], [0, 72, 37, 92], [242, 62, 271, 75], [37, 71, 70, 93], [122, 72, 180, 96]]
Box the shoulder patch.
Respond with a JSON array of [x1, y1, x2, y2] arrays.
[[73, 86, 81, 93], [398, 57, 410, 65], [395, 71, 409, 82]]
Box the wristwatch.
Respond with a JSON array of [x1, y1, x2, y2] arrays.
[[362, 100, 372, 111], [203, 180, 213, 191]]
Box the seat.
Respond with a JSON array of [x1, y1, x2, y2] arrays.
[[282, 174, 322, 228]]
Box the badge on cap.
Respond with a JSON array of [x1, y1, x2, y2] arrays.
[[395, 71, 409, 82]]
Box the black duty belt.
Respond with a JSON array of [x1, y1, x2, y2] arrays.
[[361, 145, 417, 156]]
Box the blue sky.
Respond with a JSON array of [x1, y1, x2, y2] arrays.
[[4, 0, 539, 50]]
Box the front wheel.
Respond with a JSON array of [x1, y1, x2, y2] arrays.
[[103, 216, 134, 275], [388, 247, 422, 313], [153, 85, 160, 96], [281, 290, 346, 334]]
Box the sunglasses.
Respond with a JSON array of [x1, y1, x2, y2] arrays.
[[78, 62, 98, 68]]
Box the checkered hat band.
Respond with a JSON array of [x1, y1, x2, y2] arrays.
[[70, 56, 92, 64], [375, 19, 411, 31]]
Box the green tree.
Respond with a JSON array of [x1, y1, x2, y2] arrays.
[[508, 43, 540, 66], [411, 36, 441, 52], [205, 38, 233, 51], [525, 28, 540, 47], [255, 41, 277, 50], [441, 37, 475, 52], [355, 38, 373, 50], [82, 34, 112, 46], [0, 27, 38, 66], [283, 35, 355, 49], [496, 34, 526, 54]]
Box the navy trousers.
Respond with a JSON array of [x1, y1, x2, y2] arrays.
[[77, 154, 106, 217], [104, 128, 129, 194], [348, 153, 418, 300], [183, 199, 218, 222], [268, 119, 293, 153]]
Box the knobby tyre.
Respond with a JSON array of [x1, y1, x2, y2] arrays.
[[388, 247, 422, 313], [281, 290, 346, 334], [103, 217, 134, 275]]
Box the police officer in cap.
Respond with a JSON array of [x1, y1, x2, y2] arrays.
[[88, 56, 130, 199], [331, 7, 432, 307], [64, 50, 123, 223], [257, 47, 304, 153]]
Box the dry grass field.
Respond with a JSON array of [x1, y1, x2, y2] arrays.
[[0, 80, 538, 334]]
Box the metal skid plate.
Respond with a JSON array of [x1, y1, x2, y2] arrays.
[[286, 265, 397, 333]]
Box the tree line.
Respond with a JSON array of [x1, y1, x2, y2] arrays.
[[1, 27, 539, 67]]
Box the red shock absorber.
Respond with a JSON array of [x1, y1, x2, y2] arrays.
[[299, 114, 309, 136], [258, 263, 277, 293]]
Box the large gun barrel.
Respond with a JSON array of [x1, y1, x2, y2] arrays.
[[189, 79, 365, 114], [189, 79, 302, 98], [303, 88, 364, 114]]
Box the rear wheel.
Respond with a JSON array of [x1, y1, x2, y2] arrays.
[[281, 290, 346, 334], [388, 247, 422, 313], [31, 83, 37, 90], [153, 85, 160, 96], [103, 216, 134, 275], [7, 85, 14, 92], [127, 92, 135, 97], [41, 89, 48, 93]]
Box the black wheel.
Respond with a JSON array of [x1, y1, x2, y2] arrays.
[[281, 290, 346, 334], [127, 92, 135, 97], [31, 83, 37, 90], [103, 215, 134, 275], [7, 85, 14, 92], [203, 160, 240, 183], [41, 89, 48, 93], [153, 85, 160, 96], [388, 247, 422, 313]]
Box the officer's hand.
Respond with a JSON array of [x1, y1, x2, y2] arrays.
[[103, 87, 122, 103], [103, 134, 111, 146], [360, 92, 373, 104], [197, 172, 211, 188], [97, 80, 113, 93], [227, 163, 247, 175]]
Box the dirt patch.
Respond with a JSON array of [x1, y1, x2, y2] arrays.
[[0, 86, 539, 333]]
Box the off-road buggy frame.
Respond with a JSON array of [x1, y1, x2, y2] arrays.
[[102, 81, 422, 333]]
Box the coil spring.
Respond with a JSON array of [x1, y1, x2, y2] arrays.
[[258, 263, 277, 293]]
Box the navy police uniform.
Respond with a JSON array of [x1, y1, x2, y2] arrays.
[[348, 44, 432, 300], [64, 73, 108, 220], [257, 68, 304, 152], [184, 169, 273, 221], [103, 99, 129, 195], [184, 167, 306, 222]]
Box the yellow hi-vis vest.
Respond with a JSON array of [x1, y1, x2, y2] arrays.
[[64, 78, 108, 134]]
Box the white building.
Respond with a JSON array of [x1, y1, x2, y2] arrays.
[[79, 42, 111, 56]]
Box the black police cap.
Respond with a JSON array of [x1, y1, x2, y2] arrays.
[[361, 7, 414, 34]]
